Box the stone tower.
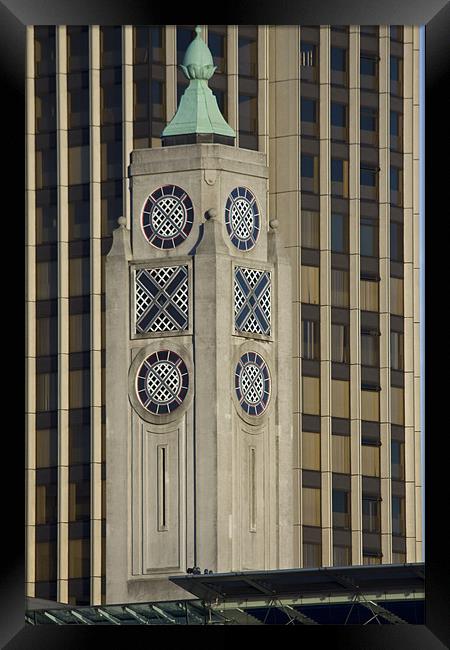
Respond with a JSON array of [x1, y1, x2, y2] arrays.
[[105, 27, 293, 604]]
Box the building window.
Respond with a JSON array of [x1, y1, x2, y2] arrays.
[[69, 538, 91, 579], [300, 42, 316, 67], [69, 420, 91, 465], [303, 487, 321, 527], [301, 97, 316, 123], [391, 387, 404, 425], [69, 313, 91, 353], [36, 428, 58, 468], [101, 180, 123, 238], [302, 319, 320, 360], [134, 26, 164, 64], [301, 154, 319, 194], [390, 221, 403, 261], [390, 55, 401, 81], [208, 25, 227, 118], [334, 545, 351, 566], [36, 470, 58, 525], [391, 331, 404, 370], [69, 368, 91, 409], [390, 110, 402, 151], [360, 55, 378, 84], [101, 128, 123, 181], [301, 210, 320, 249], [363, 553, 381, 565], [331, 269, 349, 307], [34, 26, 56, 78], [331, 102, 347, 127], [68, 138, 90, 186], [35, 136, 57, 189], [301, 265, 320, 304], [36, 369, 58, 412], [360, 166, 378, 196], [303, 542, 321, 568], [100, 26, 122, 68], [331, 47, 346, 71], [361, 330, 379, 366], [360, 106, 377, 132], [36, 314, 58, 357], [100, 68, 122, 125], [390, 277, 404, 315], [36, 258, 57, 301], [362, 496, 380, 533], [331, 323, 349, 363], [331, 159, 348, 197], [390, 166, 403, 206], [69, 256, 90, 297], [69, 466, 91, 521], [302, 376, 320, 415], [68, 184, 90, 241], [67, 26, 89, 73], [302, 431, 321, 471], [331, 213, 348, 252], [238, 26, 258, 150], [360, 216, 378, 257], [391, 440, 405, 480], [332, 434, 350, 474], [360, 279, 379, 312], [392, 551, 406, 563], [392, 496, 405, 535], [362, 442, 380, 477], [35, 540, 57, 583], [332, 379, 350, 419], [361, 388, 380, 422], [333, 489, 351, 529], [36, 189, 57, 245]]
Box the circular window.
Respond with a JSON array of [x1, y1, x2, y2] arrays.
[[141, 185, 194, 249], [235, 352, 271, 416], [136, 350, 189, 415], [225, 187, 260, 251]]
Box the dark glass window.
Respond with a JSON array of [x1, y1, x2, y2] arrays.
[[302, 320, 320, 360], [360, 167, 377, 187], [360, 216, 378, 257], [69, 420, 91, 465], [331, 269, 349, 307], [68, 73, 90, 129], [134, 26, 164, 64], [301, 98, 316, 123], [34, 26, 56, 77], [101, 180, 123, 238], [69, 184, 90, 241], [392, 496, 405, 535], [331, 213, 348, 253], [69, 312, 91, 354], [391, 331, 404, 370], [390, 110, 400, 136], [35, 77, 57, 133], [100, 26, 122, 67], [36, 189, 57, 244], [69, 368, 91, 409], [67, 26, 89, 73], [331, 47, 346, 71], [35, 539, 57, 583], [361, 331, 379, 366], [36, 257, 58, 301], [301, 210, 320, 249], [68, 131, 90, 185], [238, 94, 258, 136], [69, 465, 91, 521], [101, 127, 123, 181], [361, 56, 377, 76], [333, 489, 351, 529], [391, 440, 405, 480], [390, 221, 403, 261], [390, 56, 400, 81], [36, 314, 58, 357], [361, 106, 377, 131], [101, 68, 122, 124], [208, 26, 227, 72], [177, 26, 195, 65], [390, 166, 400, 191], [303, 542, 321, 568], [36, 469, 58, 524], [35, 134, 57, 189], [36, 368, 58, 412], [36, 428, 58, 468], [301, 154, 314, 178], [331, 102, 347, 127], [331, 159, 344, 182], [334, 545, 351, 566], [362, 496, 380, 533], [238, 26, 258, 77], [331, 323, 349, 363], [69, 254, 90, 297]]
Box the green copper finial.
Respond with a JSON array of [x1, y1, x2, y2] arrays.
[[162, 26, 236, 144]]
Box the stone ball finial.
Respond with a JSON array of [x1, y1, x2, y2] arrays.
[[269, 218, 279, 230], [205, 208, 217, 221], [118, 216, 126, 227]]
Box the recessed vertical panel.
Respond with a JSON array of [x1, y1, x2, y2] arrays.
[[240, 428, 265, 570], [142, 427, 181, 573]]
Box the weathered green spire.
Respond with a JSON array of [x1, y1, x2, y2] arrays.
[[162, 26, 236, 146]]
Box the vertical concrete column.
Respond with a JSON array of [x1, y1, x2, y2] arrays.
[[348, 26, 362, 565], [258, 25, 269, 155], [89, 25, 102, 606], [122, 26, 133, 225], [402, 26, 417, 562], [269, 25, 301, 565], [412, 26, 423, 562], [25, 25, 36, 598], [227, 26, 238, 139], [165, 26, 177, 123], [56, 25, 69, 604], [378, 26, 392, 564], [318, 25, 332, 568]]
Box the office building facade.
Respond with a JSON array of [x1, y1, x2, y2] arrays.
[[25, 24, 422, 606]]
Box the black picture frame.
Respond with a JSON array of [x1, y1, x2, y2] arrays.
[[3, 1, 449, 647]]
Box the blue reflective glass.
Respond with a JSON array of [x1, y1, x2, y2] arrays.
[[331, 102, 346, 127], [390, 111, 399, 135], [361, 107, 377, 131], [301, 98, 316, 122], [360, 168, 377, 186], [331, 47, 346, 71], [331, 213, 346, 252], [390, 56, 400, 81], [301, 154, 314, 178], [361, 56, 377, 76], [331, 158, 344, 182]]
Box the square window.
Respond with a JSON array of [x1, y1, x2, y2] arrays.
[[361, 167, 377, 187], [361, 107, 377, 131], [361, 56, 377, 76]]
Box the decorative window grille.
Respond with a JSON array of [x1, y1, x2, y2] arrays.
[[135, 265, 188, 334], [234, 267, 271, 336]]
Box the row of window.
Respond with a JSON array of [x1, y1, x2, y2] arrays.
[[302, 487, 405, 535], [300, 266, 404, 314], [302, 376, 404, 424], [303, 543, 405, 568], [303, 320, 404, 369], [302, 432, 405, 478], [301, 154, 403, 204], [300, 209, 403, 259]]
